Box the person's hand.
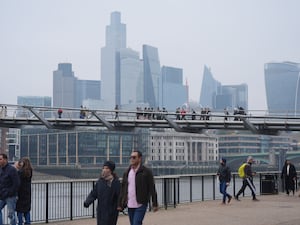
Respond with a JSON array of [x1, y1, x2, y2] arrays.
[[117, 207, 123, 211], [226, 182, 230, 186]]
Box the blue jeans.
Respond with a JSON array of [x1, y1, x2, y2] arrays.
[[128, 204, 147, 225], [219, 181, 231, 203], [17, 211, 31, 225], [0, 197, 17, 225]]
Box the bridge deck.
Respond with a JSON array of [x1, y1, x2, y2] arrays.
[[37, 194, 300, 225]]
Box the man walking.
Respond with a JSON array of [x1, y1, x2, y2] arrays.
[[281, 159, 297, 195], [235, 156, 259, 201], [217, 158, 232, 204], [118, 150, 158, 225], [0, 153, 20, 225]]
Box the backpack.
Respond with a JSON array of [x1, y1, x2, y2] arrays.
[[238, 163, 247, 178]]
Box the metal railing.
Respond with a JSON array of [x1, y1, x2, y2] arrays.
[[0, 172, 287, 224]]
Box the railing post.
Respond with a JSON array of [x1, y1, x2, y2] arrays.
[[173, 178, 176, 208], [190, 176, 193, 202], [212, 175, 216, 200], [233, 174, 236, 196], [70, 182, 73, 220], [201, 176, 204, 201], [92, 180, 95, 218], [46, 183, 49, 223], [177, 178, 180, 204], [164, 178, 168, 210]]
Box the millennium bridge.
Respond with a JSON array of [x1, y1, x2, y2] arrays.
[[1, 104, 300, 135]]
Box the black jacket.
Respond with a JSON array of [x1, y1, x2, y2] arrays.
[[217, 164, 231, 183], [16, 169, 32, 212], [118, 165, 158, 209], [84, 176, 120, 225], [0, 163, 20, 200]]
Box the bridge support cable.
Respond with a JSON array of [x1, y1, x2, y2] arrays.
[[24, 106, 53, 129], [90, 111, 115, 131]]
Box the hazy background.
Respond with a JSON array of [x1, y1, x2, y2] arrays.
[[1, 0, 300, 110]]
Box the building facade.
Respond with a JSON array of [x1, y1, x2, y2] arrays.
[[264, 62, 300, 114], [161, 66, 187, 111], [148, 130, 218, 163]]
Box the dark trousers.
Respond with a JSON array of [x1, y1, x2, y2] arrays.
[[236, 177, 256, 199]]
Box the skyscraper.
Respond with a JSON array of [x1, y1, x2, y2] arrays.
[[215, 84, 248, 110], [53, 63, 101, 108], [76, 80, 101, 108], [118, 48, 143, 107], [265, 62, 300, 114], [53, 63, 76, 108], [199, 65, 248, 110], [101, 11, 126, 109], [199, 65, 221, 108], [143, 45, 161, 108], [161, 66, 187, 111]]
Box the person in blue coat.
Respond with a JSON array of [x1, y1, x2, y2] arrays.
[[84, 161, 120, 225]]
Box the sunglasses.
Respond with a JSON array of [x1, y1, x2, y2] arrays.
[[130, 156, 137, 159]]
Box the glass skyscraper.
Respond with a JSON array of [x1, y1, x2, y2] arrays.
[[143, 45, 161, 108], [264, 62, 300, 114], [161, 66, 187, 111], [200, 65, 248, 110], [53, 63, 101, 108], [199, 65, 221, 108], [53, 63, 76, 108], [118, 48, 143, 108], [101, 11, 126, 109]]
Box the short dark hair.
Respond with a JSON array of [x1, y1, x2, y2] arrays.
[[132, 150, 142, 158], [0, 153, 8, 159]]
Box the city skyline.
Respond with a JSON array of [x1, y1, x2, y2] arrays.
[[1, 0, 300, 110]]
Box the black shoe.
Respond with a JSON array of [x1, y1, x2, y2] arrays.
[[234, 195, 240, 201], [252, 198, 259, 201]]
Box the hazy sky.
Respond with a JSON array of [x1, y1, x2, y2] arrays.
[[1, 0, 300, 110]]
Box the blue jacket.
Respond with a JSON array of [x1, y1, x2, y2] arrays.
[[0, 163, 20, 200]]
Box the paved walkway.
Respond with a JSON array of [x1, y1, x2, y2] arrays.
[[36, 194, 300, 225]]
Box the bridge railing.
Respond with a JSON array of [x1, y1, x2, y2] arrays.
[[0, 172, 287, 224], [2, 103, 300, 121]]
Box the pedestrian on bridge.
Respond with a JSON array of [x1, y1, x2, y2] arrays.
[[84, 161, 120, 225]]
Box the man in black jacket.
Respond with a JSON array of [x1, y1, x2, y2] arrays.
[[281, 159, 297, 195], [0, 153, 20, 225], [217, 158, 232, 204], [118, 150, 158, 225]]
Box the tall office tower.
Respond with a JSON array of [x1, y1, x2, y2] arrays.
[[76, 80, 101, 108], [161, 66, 187, 111], [53, 63, 77, 108], [117, 48, 143, 108], [101, 11, 126, 109], [215, 84, 248, 110], [17, 96, 52, 118], [199, 65, 221, 108], [143, 45, 161, 108], [265, 62, 300, 114]]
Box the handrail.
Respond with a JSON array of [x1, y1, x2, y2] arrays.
[[1, 172, 285, 224]]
